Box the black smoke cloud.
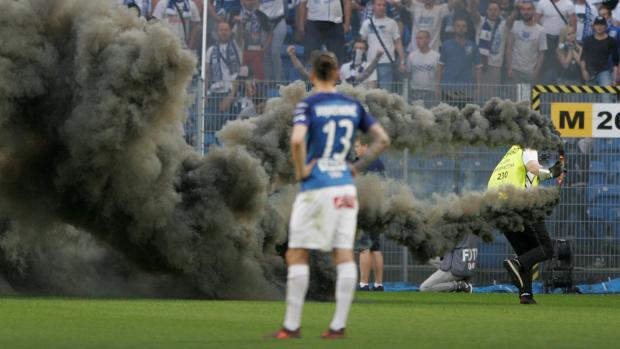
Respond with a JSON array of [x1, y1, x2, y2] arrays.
[[337, 84, 563, 153], [0, 0, 561, 298], [0, 0, 284, 298], [219, 83, 562, 261], [356, 175, 559, 262]]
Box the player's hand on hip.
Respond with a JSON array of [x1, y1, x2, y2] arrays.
[[349, 163, 358, 178], [296, 159, 317, 182]]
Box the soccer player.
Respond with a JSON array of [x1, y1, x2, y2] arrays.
[[272, 52, 390, 339]]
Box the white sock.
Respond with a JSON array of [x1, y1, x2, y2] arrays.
[[374, 282, 382, 287], [283, 264, 309, 331], [330, 262, 357, 331], [359, 282, 368, 287]]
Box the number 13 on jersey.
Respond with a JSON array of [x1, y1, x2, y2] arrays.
[[322, 119, 354, 159]]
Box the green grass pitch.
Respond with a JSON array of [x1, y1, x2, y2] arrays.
[[1, 292, 619, 349]]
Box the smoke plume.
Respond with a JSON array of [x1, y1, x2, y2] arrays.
[[0, 0, 284, 298], [0, 0, 561, 298], [356, 175, 559, 261]]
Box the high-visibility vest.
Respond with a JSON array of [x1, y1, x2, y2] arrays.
[[487, 145, 539, 189]]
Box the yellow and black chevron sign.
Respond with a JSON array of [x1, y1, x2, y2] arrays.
[[531, 84, 620, 112]]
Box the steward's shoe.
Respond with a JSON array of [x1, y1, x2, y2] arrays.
[[357, 285, 370, 291], [321, 328, 346, 339], [269, 327, 301, 339], [503, 258, 524, 290], [458, 281, 473, 293], [373, 285, 384, 292], [519, 293, 537, 305]]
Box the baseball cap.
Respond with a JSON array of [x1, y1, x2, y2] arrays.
[[594, 16, 607, 26]]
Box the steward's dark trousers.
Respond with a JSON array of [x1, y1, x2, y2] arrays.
[[504, 218, 554, 294]]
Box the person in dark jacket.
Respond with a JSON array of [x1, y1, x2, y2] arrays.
[[580, 16, 619, 86], [420, 234, 479, 293], [354, 138, 386, 291]]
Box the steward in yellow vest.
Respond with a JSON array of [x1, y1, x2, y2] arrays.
[[487, 145, 564, 304], [488, 145, 563, 189]]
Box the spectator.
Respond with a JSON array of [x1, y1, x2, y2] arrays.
[[233, 0, 272, 80], [286, 45, 311, 80], [556, 26, 583, 84], [360, 0, 407, 90], [361, 0, 403, 20], [506, 1, 547, 84], [119, 0, 152, 18], [419, 234, 479, 293], [205, 22, 242, 144], [407, 0, 451, 52], [436, 17, 482, 108], [498, 0, 515, 19], [535, 0, 576, 82], [152, 0, 202, 49], [340, 39, 383, 88], [440, 0, 481, 43], [296, 0, 352, 63], [574, 0, 596, 44], [477, 0, 509, 84], [407, 30, 440, 105], [600, 5, 620, 45], [601, 5, 620, 85], [360, 0, 404, 34], [611, 0, 620, 24], [580, 16, 619, 86], [260, 0, 288, 81], [599, 4, 617, 27]]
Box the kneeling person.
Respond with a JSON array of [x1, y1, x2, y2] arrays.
[[420, 234, 479, 293]]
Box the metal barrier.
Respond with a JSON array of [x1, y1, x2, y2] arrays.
[[184, 79, 620, 286]]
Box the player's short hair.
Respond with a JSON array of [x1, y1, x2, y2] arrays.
[[311, 51, 339, 81]]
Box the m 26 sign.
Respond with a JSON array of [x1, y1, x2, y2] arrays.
[[551, 103, 620, 138]]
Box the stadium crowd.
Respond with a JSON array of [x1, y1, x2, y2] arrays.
[[119, 0, 620, 134]]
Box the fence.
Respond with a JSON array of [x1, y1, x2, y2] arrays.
[[184, 79, 620, 287]]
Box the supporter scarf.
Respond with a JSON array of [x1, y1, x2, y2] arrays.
[[241, 6, 262, 46], [581, 3, 594, 42], [209, 41, 241, 83], [478, 17, 501, 56], [123, 0, 151, 16], [166, 0, 191, 18]]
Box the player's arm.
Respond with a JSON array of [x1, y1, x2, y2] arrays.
[[291, 124, 315, 181], [353, 123, 390, 175]]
